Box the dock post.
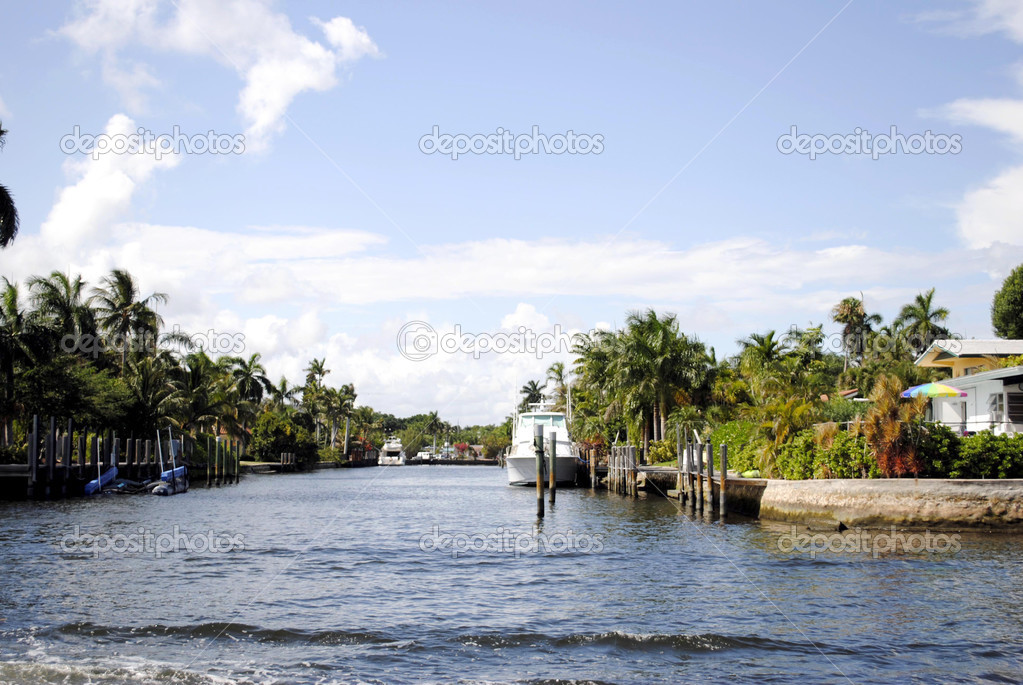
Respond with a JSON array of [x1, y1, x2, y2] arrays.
[[548, 431, 556, 505], [112, 432, 119, 475], [589, 448, 596, 489], [144, 439, 152, 480], [696, 441, 704, 512], [705, 441, 714, 512], [206, 437, 212, 487], [63, 419, 72, 497], [77, 431, 86, 479], [45, 416, 56, 499], [27, 415, 38, 499], [675, 427, 682, 501], [90, 434, 98, 475], [534, 424, 544, 518], [719, 444, 728, 519]]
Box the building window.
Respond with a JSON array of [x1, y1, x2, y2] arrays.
[[1007, 393, 1023, 426], [990, 394, 1005, 429]]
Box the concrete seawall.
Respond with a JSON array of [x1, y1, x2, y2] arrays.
[[726, 478, 1023, 530]]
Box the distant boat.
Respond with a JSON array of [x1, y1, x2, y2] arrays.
[[506, 404, 577, 485], [379, 436, 406, 466]]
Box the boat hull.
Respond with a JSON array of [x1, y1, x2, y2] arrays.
[[506, 454, 577, 485]]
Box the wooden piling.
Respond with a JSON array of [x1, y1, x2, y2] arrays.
[[589, 448, 597, 489], [696, 441, 704, 511], [77, 432, 86, 478], [206, 437, 212, 487], [719, 443, 728, 518], [534, 424, 544, 518], [705, 441, 714, 511], [548, 431, 556, 505]]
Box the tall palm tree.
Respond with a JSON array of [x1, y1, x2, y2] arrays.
[[0, 121, 18, 248], [0, 279, 51, 444], [89, 269, 168, 374], [894, 288, 950, 355], [519, 379, 545, 411], [28, 271, 97, 352], [267, 376, 298, 411], [831, 296, 882, 371], [546, 361, 568, 411], [230, 353, 272, 404]]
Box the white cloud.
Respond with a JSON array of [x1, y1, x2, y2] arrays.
[[919, 0, 1023, 42], [0, 94, 11, 120], [955, 165, 1023, 248], [58, 0, 380, 149]]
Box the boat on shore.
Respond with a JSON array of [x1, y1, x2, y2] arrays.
[[379, 436, 406, 466], [506, 404, 578, 485]]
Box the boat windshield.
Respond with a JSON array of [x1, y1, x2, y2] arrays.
[[519, 414, 567, 431]]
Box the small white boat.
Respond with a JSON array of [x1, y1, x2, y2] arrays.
[[506, 404, 577, 485], [379, 436, 406, 466]]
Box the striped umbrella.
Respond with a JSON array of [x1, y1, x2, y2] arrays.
[[901, 382, 967, 398]]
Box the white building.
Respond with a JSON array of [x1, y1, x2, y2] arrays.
[[915, 340, 1023, 435]]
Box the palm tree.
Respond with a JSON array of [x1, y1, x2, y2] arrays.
[[894, 288, 950, 356], [0, 279, 51, 444], [546, 361, 568, 411], [519, 379, 544, 410], [267, 376, 298, 411], [28, 271, 96, 352], [0, 121, 18, 247], [89, 269, 168, 375], [231, 353, 272, 404], [863, 374, 927, 477], [124, 354, 179, 435], [831, 296, 882, 370]]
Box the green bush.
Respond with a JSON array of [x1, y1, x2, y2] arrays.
[[918, 423, 960, 478], [0, 444, 22, 465], [318, 446, 346, 463], [709, 420, 760, 472], [815, 430, 877, 479], [951, 431, 1023, 479], [647, 439, 677, 465], [775, 430, 818, 480]]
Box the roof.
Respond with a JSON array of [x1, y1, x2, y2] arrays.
[[937, 365, 1023, 388], [916, 339, 1023, 367]]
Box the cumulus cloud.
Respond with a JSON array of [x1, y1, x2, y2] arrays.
[[58, 0, 380, 148]]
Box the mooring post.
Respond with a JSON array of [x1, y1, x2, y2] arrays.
[[77, 431, 86, 479], [206, 437, 212, 487], [675, 426, 682, 501], [696, 441, 704, 511], [63, 419, 73, 496], [27, 415, 38, 499], [589, 448, 596, 489], [534, 424, 544, 518], [45, 416, 56, 499], [707, 443, 716, 513], [548, 430, 557, 505], [719, 443, 728, 519]]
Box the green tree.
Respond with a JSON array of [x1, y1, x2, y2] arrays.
[[831, 296, 882, 370], [0, 121, 18, 247], [89, 269, 168, 375], [992, 263, 1023, 339], [894, 288, 950, 355]]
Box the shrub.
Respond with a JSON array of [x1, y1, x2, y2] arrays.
[[917, 423, 960, 478], [816, 430, 876, 479], [775, 429, 818, 480], [709, 420, 760, 472], [647, 439, 677, 465]]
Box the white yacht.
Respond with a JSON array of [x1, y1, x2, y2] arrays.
[[506, 404, 578, 485], [379, 436, 406, 466]]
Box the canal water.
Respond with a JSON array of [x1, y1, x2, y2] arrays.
[[0, 466, 1020, 684]]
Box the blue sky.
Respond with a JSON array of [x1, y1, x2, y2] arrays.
[[2, 0, 1023, 424]]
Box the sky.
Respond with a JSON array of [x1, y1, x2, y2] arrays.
[[1, 0, 1023, 425]]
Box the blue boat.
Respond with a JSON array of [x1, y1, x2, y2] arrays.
[[84, 466, 117, 496], [160, 465, 186, 482]]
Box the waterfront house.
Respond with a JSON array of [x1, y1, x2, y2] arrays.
[[915, 339, 1023, 378], [920, 365, 1023, 435]]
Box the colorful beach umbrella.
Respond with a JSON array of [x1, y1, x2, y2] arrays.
[[901, 382, 967, 398]]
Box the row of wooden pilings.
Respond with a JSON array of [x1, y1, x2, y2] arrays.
[[608, 445, 639, 496], [676, 440, 728, 518], [14, 415, 242, 500]]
